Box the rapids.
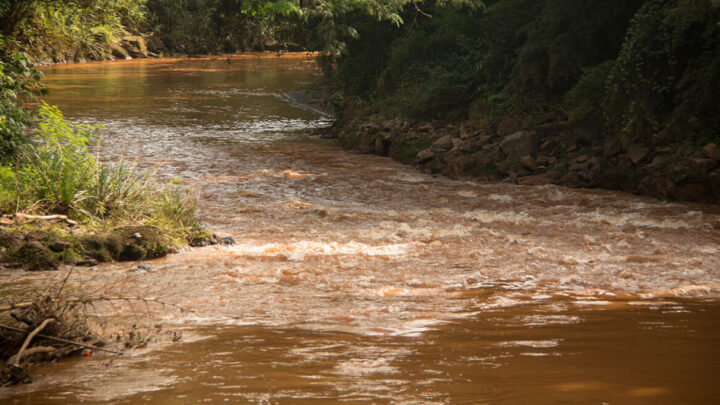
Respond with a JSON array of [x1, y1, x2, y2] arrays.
[[1, 54, 719, 404]]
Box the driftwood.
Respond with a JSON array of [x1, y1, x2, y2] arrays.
[[0, 213, 77, 227], [0, 323, 122, 355], [0, 295, 192, 314], [8, 318, 55, 366]]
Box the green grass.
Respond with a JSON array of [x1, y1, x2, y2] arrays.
[[0, 103, 204, 244]]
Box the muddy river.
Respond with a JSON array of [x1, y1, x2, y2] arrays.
[[2, 54, 720, 404]]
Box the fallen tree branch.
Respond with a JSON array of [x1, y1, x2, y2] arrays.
[[8, 346, 55, 365], [0, 295, 192, 314], [10, 318, 54, 366], [1, 213, 77, 227], [0, 323, 122, 355]]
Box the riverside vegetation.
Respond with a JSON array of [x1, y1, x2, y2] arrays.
[[0, 50, 216, 385], [0, 0, 718, 390], [2, 1, 718, 201], [0, 52, 213, 271]]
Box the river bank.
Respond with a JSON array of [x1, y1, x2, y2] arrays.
[[331, 113, 720, 205], [2, 53, 720, 403]]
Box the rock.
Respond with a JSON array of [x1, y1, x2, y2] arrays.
[[417, 124, 434, 133], [189, 238, 210, 247], [119, 244, 146, 261], [535, 156, 550, 167], [451, 137, 463, 149], [670, 182, 716, 204], [416, 148, 435, 162], [566, 143, 578, 153], [520, 155, 537, 171], [638, 175, 670, 200], [569, 161, 590, 172], [534, 121, 566, 138], [478, 135, 493, 145], [497, 117, 520, 136], [382, 118, 402, 130], [603, 138, 623, 157], [47, 240, 72, 252], [702, 143, 720, 160], [650, 155, 665, 167], [431, 135, 454, 153], [131, 232, 142, 240], [627, 144, 650, 165], [215, 235, 235, 245], [359, 121, 379, 135], [689, 157, 718, 172], [540, 140, 553, 152], [499, 131, 538, 158], [575, 155, 589, 163], [579, 161, 601, 182], [459, 139, 483, 153], [76, 258, 98, 267]]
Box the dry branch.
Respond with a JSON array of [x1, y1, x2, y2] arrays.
[[8, 346, 55, 365], [1, 213, 77, 227], [10, 318, 54, 366], [0, 323, 122, 355]]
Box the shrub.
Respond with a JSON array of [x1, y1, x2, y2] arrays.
[[0, 52, 44, 163]]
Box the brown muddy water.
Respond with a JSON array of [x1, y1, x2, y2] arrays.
[[2, 53, 720, 404]]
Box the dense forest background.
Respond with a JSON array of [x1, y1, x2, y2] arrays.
[[1, 0, 719, 202]]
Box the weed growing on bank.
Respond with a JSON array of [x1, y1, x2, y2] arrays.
[[0, 103, 206, 250]]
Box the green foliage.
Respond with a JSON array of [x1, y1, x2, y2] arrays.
[[15, 104, 96, 214], [0, 52, 45, 163], [1, 0, 149, 61], [605, 0, 720, 145], [144, 0, 310, 54], [0, 104, 200, 234], [563, 60, 615, 126]]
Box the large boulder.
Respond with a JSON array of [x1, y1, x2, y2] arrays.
[[496, 117, 520, 136], [689, 157, 718, 172], [499, 131, 538, 158], [416, 148, 435, 162], [702, 143, 720, 160], [431, 135, 454, 153]]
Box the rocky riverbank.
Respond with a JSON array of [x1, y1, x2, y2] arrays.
[[331, 115, 720, 204]]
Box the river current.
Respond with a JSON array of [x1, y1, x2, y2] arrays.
[[1, 54, 719, 404]]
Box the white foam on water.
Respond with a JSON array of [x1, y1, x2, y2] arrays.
[[227, 241, 415, 261], [497, 339, 561, 348], [577, 211, 694, 229], [463, 209, 532, 224], [487, 194, 514, 202]]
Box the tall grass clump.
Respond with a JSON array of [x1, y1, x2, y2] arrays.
[[0, 103, 201, 237]]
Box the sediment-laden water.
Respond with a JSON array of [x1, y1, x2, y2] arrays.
[[1, 54, 719, 404]]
